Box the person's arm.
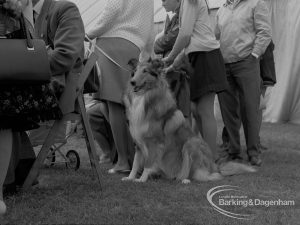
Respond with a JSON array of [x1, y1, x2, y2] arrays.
[[163, 0, 196, 64], [252, 0, 272, 58], [139, 2, 155, 62], [153, 31, 165, 54], [214, 10, 221, 40], [154, 16, 179, 55], [48, 2, 85, 76], [86, 0, 120, 40]]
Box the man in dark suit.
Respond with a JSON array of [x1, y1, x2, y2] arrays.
[[32, 0, 85, 114]]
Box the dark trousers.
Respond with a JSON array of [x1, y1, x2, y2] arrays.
[[5, 131, 36, 186], [218, 55, 261, 157], [87, 100, 115, 161]]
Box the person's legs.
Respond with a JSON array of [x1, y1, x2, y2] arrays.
[[106, 101, 133, 173], [192, 93, 218, 160], [258, 86, 268, 151], [218, 65, 242, 158], [0, 129, 13, 214], [87, 101, 113, 163], [221, 126, 230, 148], [234, 56, 261, 165]]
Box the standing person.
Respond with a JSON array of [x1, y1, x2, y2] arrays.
[[154, 0, 191, 119], [86, 0, 154, 174], [215, 0, 272, 166], [219, 41, 276, 153], [163, 0, 228, 160], [0, 0, 62, 215]]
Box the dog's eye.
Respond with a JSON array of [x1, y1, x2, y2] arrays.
[[149, 71, 158, 77], [143, 68, 157, 77], [131, 72, 135, 77]]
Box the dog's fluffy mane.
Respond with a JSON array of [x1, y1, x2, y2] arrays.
[[125, 58, 178, 123]]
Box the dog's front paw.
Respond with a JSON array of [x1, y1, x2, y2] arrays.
[[121, 176, 135, 181], [134, 178, 147, 183], [182, 179, 191, 184]]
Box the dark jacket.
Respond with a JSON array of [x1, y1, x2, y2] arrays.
[[34, 0, 85, 114], [260, 40, 276, 86], [154, 8, 179, 56]]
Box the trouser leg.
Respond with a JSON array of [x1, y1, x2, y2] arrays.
[[107, 101, 134, 168], [218, 65, 242, 155], [87, 101, 112, 159], [234, 57, 261, 157]]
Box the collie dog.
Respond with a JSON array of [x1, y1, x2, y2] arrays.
[[122, 58, 256, 183]]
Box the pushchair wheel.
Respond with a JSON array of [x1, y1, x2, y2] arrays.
[[66, 150, 80, 170], [45, 147, 56, 167]]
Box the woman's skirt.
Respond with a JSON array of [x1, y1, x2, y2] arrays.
[[188, 49, 228, 101], [95, 37, 140, 104]]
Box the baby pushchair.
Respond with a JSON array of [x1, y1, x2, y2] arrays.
[[28, 121, 81, 170]]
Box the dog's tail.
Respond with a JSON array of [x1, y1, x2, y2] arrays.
[[192, 169, 223, 181], [219, 161, 257, 176]]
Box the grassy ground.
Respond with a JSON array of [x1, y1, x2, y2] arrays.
[[1, 119, 300, 225]]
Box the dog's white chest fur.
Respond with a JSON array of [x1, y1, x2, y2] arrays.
[[128, 95, 149, 144]]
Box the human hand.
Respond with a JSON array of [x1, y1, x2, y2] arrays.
[[162, 55, 174, 67], [163, 64, 175, 74]]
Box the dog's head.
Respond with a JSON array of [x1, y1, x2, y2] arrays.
[[127, 58, 166, 93]]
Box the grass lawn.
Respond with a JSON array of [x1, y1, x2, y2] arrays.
[[1, 118, 300, 225]]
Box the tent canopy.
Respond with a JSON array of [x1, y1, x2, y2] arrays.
[[70, 0, 300, 124]]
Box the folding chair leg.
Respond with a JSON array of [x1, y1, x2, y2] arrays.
[[78, 95, 102, 188], [22, 120, 64, 191]]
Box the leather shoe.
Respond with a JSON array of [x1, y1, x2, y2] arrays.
[[108, 168, 130, 174], [249, 155, 262, 166]]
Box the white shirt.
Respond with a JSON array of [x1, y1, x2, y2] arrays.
[[33, 0, 45, 21], [180, 0, 220, 54], [87, 0, 154, 52]]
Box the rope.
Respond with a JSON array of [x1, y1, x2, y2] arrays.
[[85, 35, 132, 73]]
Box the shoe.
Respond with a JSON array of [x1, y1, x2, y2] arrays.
[[99, 156, 111, 164], [108, 168, 131, 174], [258, 143, 268, 151], [219, 142, 229, 150], [249, 155, 262, 166], [215, 150, 230, 165], [3, 183, 17, 197], [0, 200, 6, 215], [230, 154, 244, 163], [216, 150, 243, 165]]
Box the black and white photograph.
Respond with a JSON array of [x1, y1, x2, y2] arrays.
[[0, 0, 299, 224]]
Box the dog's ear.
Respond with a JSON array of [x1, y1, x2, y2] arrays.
[[128, 58, 139, 71], [151, 58, 165, 73]]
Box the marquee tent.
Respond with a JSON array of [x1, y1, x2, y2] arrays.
[[69, 0, 300, 124], [263, 0, 300, 124]]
